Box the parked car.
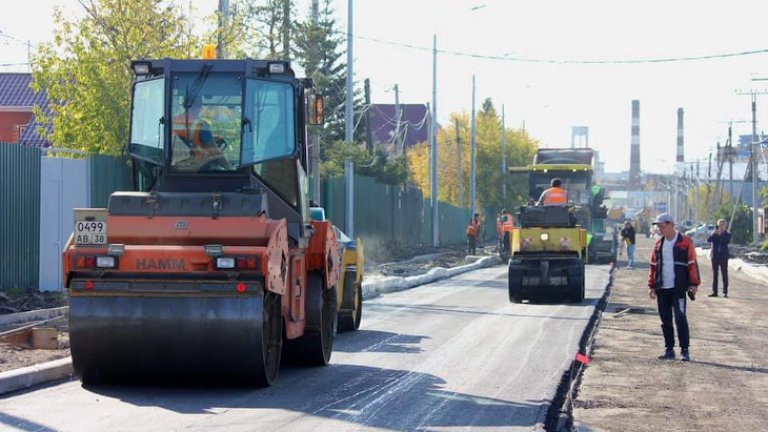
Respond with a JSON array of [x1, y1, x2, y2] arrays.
[[685, 223, 716, 246]]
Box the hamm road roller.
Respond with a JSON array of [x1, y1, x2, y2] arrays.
[[62, 53, 343, 386]]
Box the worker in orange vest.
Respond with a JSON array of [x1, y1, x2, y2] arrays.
[[466, 213, 481, 255], [496, 208, 514, 257], [537, 178, 568, 206], [172, 99, 228, 168]]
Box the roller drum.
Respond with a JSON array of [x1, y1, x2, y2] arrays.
[[69, 291, 279, 386]]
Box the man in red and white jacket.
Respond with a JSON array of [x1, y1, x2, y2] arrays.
[[647, 213, 700, 362]]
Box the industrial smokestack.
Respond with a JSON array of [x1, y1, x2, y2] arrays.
[[676, 108, 684, 163], [630, 100, 641, 189]]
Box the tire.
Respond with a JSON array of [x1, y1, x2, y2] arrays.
[[338, 268, 363, 332], [508, 265, 523, 303], [284, 272, 337, 366], [569, 272, 585, 303]]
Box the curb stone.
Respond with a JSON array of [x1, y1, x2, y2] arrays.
[[0, 357, 73, 396], [362, 255, 501, 299]]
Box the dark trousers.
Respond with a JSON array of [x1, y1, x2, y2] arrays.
[[656, 288, 690, 350], [711, 258, 729, 295], [467, 235, 477, 255]]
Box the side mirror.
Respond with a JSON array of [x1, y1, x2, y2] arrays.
[[307, 91, 324, 126]]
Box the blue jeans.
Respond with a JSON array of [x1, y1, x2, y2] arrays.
[[626, 244, 635, 267]]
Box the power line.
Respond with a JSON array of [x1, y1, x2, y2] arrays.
[[354, 34, 768, 65], [0, 30, 28, 45]]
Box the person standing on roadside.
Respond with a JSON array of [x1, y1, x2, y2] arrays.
[[466, 213, 481, 255], [647, 213, 700, 362], [621, 220, 636, 269], [707, 218, 731, 298]]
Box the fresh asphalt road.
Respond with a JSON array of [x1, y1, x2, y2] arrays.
[[0, 265, 611, 432]]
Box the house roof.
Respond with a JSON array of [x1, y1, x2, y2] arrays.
[[369, 104, 430, 149], [0, 73, 50, 146], [0, 73, 47, 107]]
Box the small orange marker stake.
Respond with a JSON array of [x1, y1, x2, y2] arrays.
[[575, 352, 590, 365]]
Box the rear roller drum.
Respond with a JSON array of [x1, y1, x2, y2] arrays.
[[284, 272, 337, 365], [253, 291, 283, 386], [508, 266, 523, 304], [338, 268, 363, 332], [569, 273, 585, 303]]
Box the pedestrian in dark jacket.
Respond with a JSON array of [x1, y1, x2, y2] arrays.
[[647, 213, 700, 362], [620, 220, 636, 269], [707, 219, 731, 298]]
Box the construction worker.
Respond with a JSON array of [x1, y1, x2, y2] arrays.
[[496, 208, 514, 256], [172, 99, 228, 168], [466, 213, 481, 255], [537, 178, 568, 206]]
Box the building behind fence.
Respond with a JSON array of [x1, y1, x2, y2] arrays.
[[1, 143, 486, 293]]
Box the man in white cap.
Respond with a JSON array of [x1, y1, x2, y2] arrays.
[[647, 212, 700, 362]]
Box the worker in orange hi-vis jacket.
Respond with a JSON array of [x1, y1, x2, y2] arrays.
[[537, 178, 567, 206], [466, 213, 481, 255]]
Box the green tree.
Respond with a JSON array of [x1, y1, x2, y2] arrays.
[[32, 0, 200, 155], [229, 0, 293, 59], [714, 203, 753, 245], [292, 0, 363, 146], [321, 140, 406, 184], [408, 100, 538, 209]]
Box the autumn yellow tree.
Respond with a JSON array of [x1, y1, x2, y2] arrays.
[[407, 98, 538, 210]]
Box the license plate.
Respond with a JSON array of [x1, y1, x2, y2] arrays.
[[74, 220, 108, 245]]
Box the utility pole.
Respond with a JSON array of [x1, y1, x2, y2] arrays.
[[737, 85, 768, 243], [695, 161, 700, 222], [728, 124, 735, 200], [501, 104, 507, 202], [364, 78, 372, 152], [344, 0, 353, 143], [310, 0, 320, 203], [282, 0, 290, 59], [751, 95, 759, 244], [456, 118, 463, 208], [470, 75, 476, 215], [217, 0, 230, 58], [394, 84, 402, 154], [430, 34, 438, 247]]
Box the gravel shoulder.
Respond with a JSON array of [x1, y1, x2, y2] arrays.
[[572, 236, 768, 432]]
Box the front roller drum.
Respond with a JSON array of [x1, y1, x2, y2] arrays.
[[69, 289, 283, 387]]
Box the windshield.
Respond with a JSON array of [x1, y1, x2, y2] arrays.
[[242, 79, 296, 165], [530, 171, 592, 205], [170, 72, 243, 172]]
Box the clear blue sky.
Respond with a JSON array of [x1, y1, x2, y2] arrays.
[[3, 0, 768, 175]]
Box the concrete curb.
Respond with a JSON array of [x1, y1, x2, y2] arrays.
[[0, 357, 73, 396], [362, 255, 501, 299], [0, 306, 68, 328]]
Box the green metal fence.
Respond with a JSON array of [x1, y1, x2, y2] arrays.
[[0, 143, 41, 292], [90, 154, 132, 207], [1, 144, 133, 293], [322, 174, 485, 250], [1, 142, 485, 293]]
